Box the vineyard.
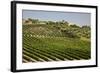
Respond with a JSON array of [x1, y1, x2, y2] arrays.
[[22, 19, 91, 63]]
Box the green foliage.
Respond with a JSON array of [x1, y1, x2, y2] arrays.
[[23, 19, 91, 39], [25, 20, 29, 23], [22, 35, 91, 63], [46, 21, 55, 25], [28, 18, 33, 21], [61, 29, 80, 38], [32, 19, 39, 24], [22, 19, 91, 63], [70, 24, 80, 28]]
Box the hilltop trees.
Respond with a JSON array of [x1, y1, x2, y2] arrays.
[[27, 18, 39, 24], [46, 21, 55, 25], [61, 28, 80, 38], [70, 24, 80, 28], [32, 19, 39, 24]]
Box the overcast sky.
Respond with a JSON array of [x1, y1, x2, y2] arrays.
[[23, 10, 91, 26]]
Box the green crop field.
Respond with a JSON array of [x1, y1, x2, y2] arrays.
[[22, 19, 91, 63]]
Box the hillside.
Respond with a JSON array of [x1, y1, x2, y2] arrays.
[[23, 19, 91, 39], [22, 19, 91, 63]]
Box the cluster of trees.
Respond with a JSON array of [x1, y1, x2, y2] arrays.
[[46, 20, 69, 25], [24, 18, 69, 25]]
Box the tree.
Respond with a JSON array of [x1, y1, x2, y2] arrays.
[[70, 24, 80, 28], [28, 18, 33, 21], [61, 20, 69, 25], [32, 19, 39, 24], [61, 29, 80, 38], [46, 21, 55, 25], [82, 25, 90, 30], [25, 20, 29, 23]]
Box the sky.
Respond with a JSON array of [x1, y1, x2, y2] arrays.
[[23, 10, 91, 26]]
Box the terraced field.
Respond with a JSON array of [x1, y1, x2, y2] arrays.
[[22, 25, 91, 63]]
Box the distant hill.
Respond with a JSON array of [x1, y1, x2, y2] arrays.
[[23, 18, 91, 39], [22, 19, 91, 63]]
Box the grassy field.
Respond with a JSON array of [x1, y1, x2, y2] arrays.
[[22, 23, 91, 63]]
